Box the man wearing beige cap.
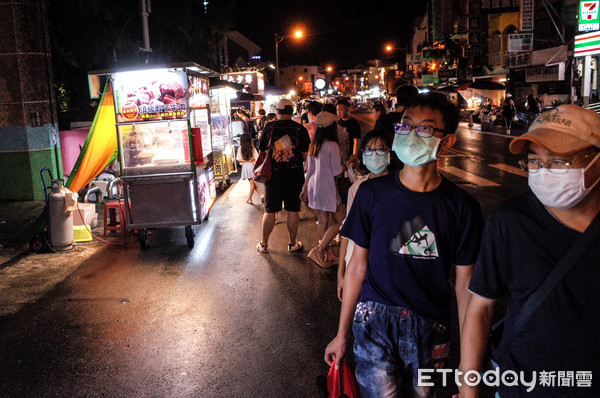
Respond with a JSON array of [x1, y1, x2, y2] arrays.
[[457, 105, 600, 397]]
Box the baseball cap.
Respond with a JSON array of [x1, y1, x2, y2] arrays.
[[509, 105, 600, 155], [276, 98, 294, 109]]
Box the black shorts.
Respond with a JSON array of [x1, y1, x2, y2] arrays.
[[264, 172, 304, 213]]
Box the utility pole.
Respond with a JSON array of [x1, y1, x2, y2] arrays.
[[140, 0, 152, 63]]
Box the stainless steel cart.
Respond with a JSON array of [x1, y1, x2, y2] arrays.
[[106, 65, 217, 249]]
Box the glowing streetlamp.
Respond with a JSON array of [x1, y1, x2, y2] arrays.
[[275, 30, 303, 87]]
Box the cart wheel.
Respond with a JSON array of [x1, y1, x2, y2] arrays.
[[203, 211, 210, 221], [138, 228, 150, 249], [219, 181, 224, 191], [226, 178, 231, 186], [185, 225, 195, 248], [29, 233, 47, 253]]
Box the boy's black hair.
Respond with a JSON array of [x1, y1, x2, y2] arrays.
[[395, 85, 419, 105], [404, 92, 460, 134], [372, 103, 387, 115], [258, 109, 266, 116], [336, 99, 350, 108], [308, 101, 323, 116], [322, 103, 336, 114]]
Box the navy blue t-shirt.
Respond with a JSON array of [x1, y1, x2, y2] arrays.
[[469, 192, 600, 397], [341, 172, 483, 326]]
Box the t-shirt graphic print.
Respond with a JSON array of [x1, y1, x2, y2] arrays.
[[391, 216, 439, 257]]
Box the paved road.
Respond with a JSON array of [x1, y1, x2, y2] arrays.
[[0, 119, 528, 397]]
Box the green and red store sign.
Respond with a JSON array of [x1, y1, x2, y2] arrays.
[[579, 1, 600, 32]]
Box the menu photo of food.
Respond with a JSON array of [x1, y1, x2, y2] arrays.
[[113, 69, 189, 123]]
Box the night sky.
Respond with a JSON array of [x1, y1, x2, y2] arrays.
[[232, 0, 427, 68]]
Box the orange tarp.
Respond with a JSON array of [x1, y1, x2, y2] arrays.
[[66, 81, 118, 192]]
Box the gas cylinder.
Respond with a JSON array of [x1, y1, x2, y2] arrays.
[[48, 180, 73, 251]]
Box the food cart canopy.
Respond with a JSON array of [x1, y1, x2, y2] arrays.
[[66, 81, 118, 192]]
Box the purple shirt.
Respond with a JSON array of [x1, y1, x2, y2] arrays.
[[305, 140, 343, 212]]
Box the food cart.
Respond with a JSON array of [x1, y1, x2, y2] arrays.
[[208, 81, 237, 191], [90, 63, 218, 249]]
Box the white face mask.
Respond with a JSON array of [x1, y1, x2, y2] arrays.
[[392, 132, 441, 167], [528, 152, 600, 209]]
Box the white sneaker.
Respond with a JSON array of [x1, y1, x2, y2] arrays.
[[256, 242, 268, 253], [287, 241, 303, 252]]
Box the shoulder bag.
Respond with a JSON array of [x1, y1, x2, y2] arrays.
[[253, 122, 275, 183], [491, 213, 600, 364]]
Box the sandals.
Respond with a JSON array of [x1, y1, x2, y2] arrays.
[[246, 199, 253, 204]]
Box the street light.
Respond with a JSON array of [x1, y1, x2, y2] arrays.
[[275, 30, 303, 87]]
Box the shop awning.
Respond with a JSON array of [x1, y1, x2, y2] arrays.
[[468, 81, 505, 90]]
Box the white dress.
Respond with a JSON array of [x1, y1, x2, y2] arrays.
[[237, 147, 258, 180]]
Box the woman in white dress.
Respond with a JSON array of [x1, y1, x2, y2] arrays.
[[300, 111, 345, 268], [236, 134, 264, 204]]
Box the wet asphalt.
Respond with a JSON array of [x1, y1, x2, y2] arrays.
[[0, 118, 528, 397]]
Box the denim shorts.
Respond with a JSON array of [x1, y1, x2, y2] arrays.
[[352, 301, 450, 398]]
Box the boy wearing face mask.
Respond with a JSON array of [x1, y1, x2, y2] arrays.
[[458, 105, 600, 398], [325, 93, 484, 397]]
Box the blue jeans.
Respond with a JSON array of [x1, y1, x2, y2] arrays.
[[353, 301, 450, 398]]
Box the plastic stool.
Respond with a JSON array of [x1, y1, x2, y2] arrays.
[[103, 200, 128, 244]]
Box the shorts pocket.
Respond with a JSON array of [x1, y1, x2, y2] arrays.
[[353, 302, 376, 326]]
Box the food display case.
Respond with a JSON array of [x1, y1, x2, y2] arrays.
[[97, 64, 218, 249], [209, 82, 237, 191]]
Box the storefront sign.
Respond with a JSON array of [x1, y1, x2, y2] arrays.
[[508, 33, 534, 52], [113, 69, 188, 123], [407, 54, 422, 65], [505, 52, 531, 68], [525, 64, 565, 82], [520, 0, 534, 31], [438, 69, 458, 79], [579, 0, 600, 32], [222, 71, 265, 94], [481, 0, 519, 12], [575, 31, 600, 56], [188, 75, 210, 109], [422, 74, 438, 86]]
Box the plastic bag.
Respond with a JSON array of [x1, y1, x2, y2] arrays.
[[327, 359, 361, 398], [346, 166, 357, 184]]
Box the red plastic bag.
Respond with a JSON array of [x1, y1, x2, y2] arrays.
[[327, 359, 361, 398]]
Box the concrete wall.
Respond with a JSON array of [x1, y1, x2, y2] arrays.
[[0, 0, 62, 201]]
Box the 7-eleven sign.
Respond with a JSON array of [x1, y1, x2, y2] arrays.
[[580, 1, 600, 31]]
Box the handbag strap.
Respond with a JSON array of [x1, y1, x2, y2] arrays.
[[494, 212, 600, 360], [266, 121, 275, 149]]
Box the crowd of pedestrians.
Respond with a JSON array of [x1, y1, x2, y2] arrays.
[[242, 88, 600, 397]]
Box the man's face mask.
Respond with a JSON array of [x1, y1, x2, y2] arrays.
[[392, 123, 443, 167], [526, 151, 600, 209]]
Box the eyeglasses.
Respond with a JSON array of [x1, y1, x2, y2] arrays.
[[394, 123, 446, 138], [362, 147, 390, 156], [518, 152, 597, 174]]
